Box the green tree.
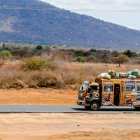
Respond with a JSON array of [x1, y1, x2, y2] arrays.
[[0, 50, 12, 60], [74, 50, 84, 57], [114, 55, 129, 67], [77, 56, 85, 63], [123, 50, 137, 58], [89, 48, 97, 52], [36, 45, 43, 50], [123, 50, 132, 58]]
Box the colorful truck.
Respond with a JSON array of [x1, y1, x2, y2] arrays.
[[77, 78, 140, 111]]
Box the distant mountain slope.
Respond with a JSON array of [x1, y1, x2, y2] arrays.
[[0, 0, 140, 49]]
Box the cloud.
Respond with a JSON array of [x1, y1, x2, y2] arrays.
[[40, 0, 140, 10], [122, 0, 140, 9], [40, 0, 140, 30]]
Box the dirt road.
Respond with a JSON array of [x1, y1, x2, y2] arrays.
[[0, 113, 140, 140]]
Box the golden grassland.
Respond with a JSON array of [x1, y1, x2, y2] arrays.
[[0, 61, 139, 105], [0, 60, 139, 89]]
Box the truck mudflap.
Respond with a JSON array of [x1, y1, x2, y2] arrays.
[[133, 101, 140, 107], [132, 93, 140, 107], [133, 99, 140, 107]]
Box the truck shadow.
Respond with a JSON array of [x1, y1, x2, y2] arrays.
[[72, 107, 135, 112]]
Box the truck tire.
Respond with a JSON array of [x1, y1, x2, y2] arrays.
[[90, 101, 99, 111], [84, 106, 91, 110]]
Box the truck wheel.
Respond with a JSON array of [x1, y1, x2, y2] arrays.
[[90, 102, 99, 111], [134, 107, 140, 111], [85, 106, 91, 110]]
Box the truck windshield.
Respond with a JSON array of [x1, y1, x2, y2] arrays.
[[137, 86, 140, 92], [126, 86, 135, 92], [136, 82, 140, 92], [80, 83, 88, 91], [87, 86, 97, 93], [104, 85, 113, 92]]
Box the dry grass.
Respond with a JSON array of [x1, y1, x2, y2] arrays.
[[0, 59, 139, 89]]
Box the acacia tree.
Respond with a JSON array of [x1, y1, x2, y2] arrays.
[[114, 54, 129, 67]]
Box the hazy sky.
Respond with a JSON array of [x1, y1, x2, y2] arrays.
[[40, 0, 140, 30]]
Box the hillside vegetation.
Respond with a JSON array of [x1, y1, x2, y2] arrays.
[[0, 44, 139, 89]]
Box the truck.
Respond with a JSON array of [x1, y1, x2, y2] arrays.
[[77, 78, 140, 111]]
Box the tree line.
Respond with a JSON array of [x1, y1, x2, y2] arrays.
[[0, 43, 139, 67]]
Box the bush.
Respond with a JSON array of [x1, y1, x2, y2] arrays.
[[27, 71, 64, 88], [23, 57, 49, 71], [74, 50, 84, 57], [77, 56, 85, 63], [123, 50, 138, 58], [12, 47, 33, 58], [86, 55, 95, 62], [89, 48, 97, 52], [36, 45, 43, 50], [62, 71, 80, 85], [0, 50, 12, 60]]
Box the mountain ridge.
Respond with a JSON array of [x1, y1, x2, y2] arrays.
[[0, 0, 140, 50]]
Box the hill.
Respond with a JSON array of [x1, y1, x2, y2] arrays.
[[0, 0, 140, 49]]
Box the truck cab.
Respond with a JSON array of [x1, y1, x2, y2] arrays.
[[77, 81, 100, 110]]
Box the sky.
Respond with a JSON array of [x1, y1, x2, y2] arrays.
[[40, 0, 140, 31]]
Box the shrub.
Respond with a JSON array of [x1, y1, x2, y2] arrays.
[[77, 56, 85, 63], [36, 45, 43, 50], [83, 51, 92, 56], [23, 57, 49, 71], [74, 50, 84, 57], [0, 65, 27, 89], [89, 48, 97, 52], [62, 71, 80, 85], [7, 46, 37, 58], [0, 50, 12, 60], [123, 50, 138, 58], [25, 71, 64, 88], [86, 55, 95, 62]]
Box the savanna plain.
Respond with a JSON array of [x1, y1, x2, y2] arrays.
[[0, 46, 140, 139]]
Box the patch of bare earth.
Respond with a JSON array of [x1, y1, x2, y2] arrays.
[[0, 113, 140, 140], [0, 88, 77, 105]]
